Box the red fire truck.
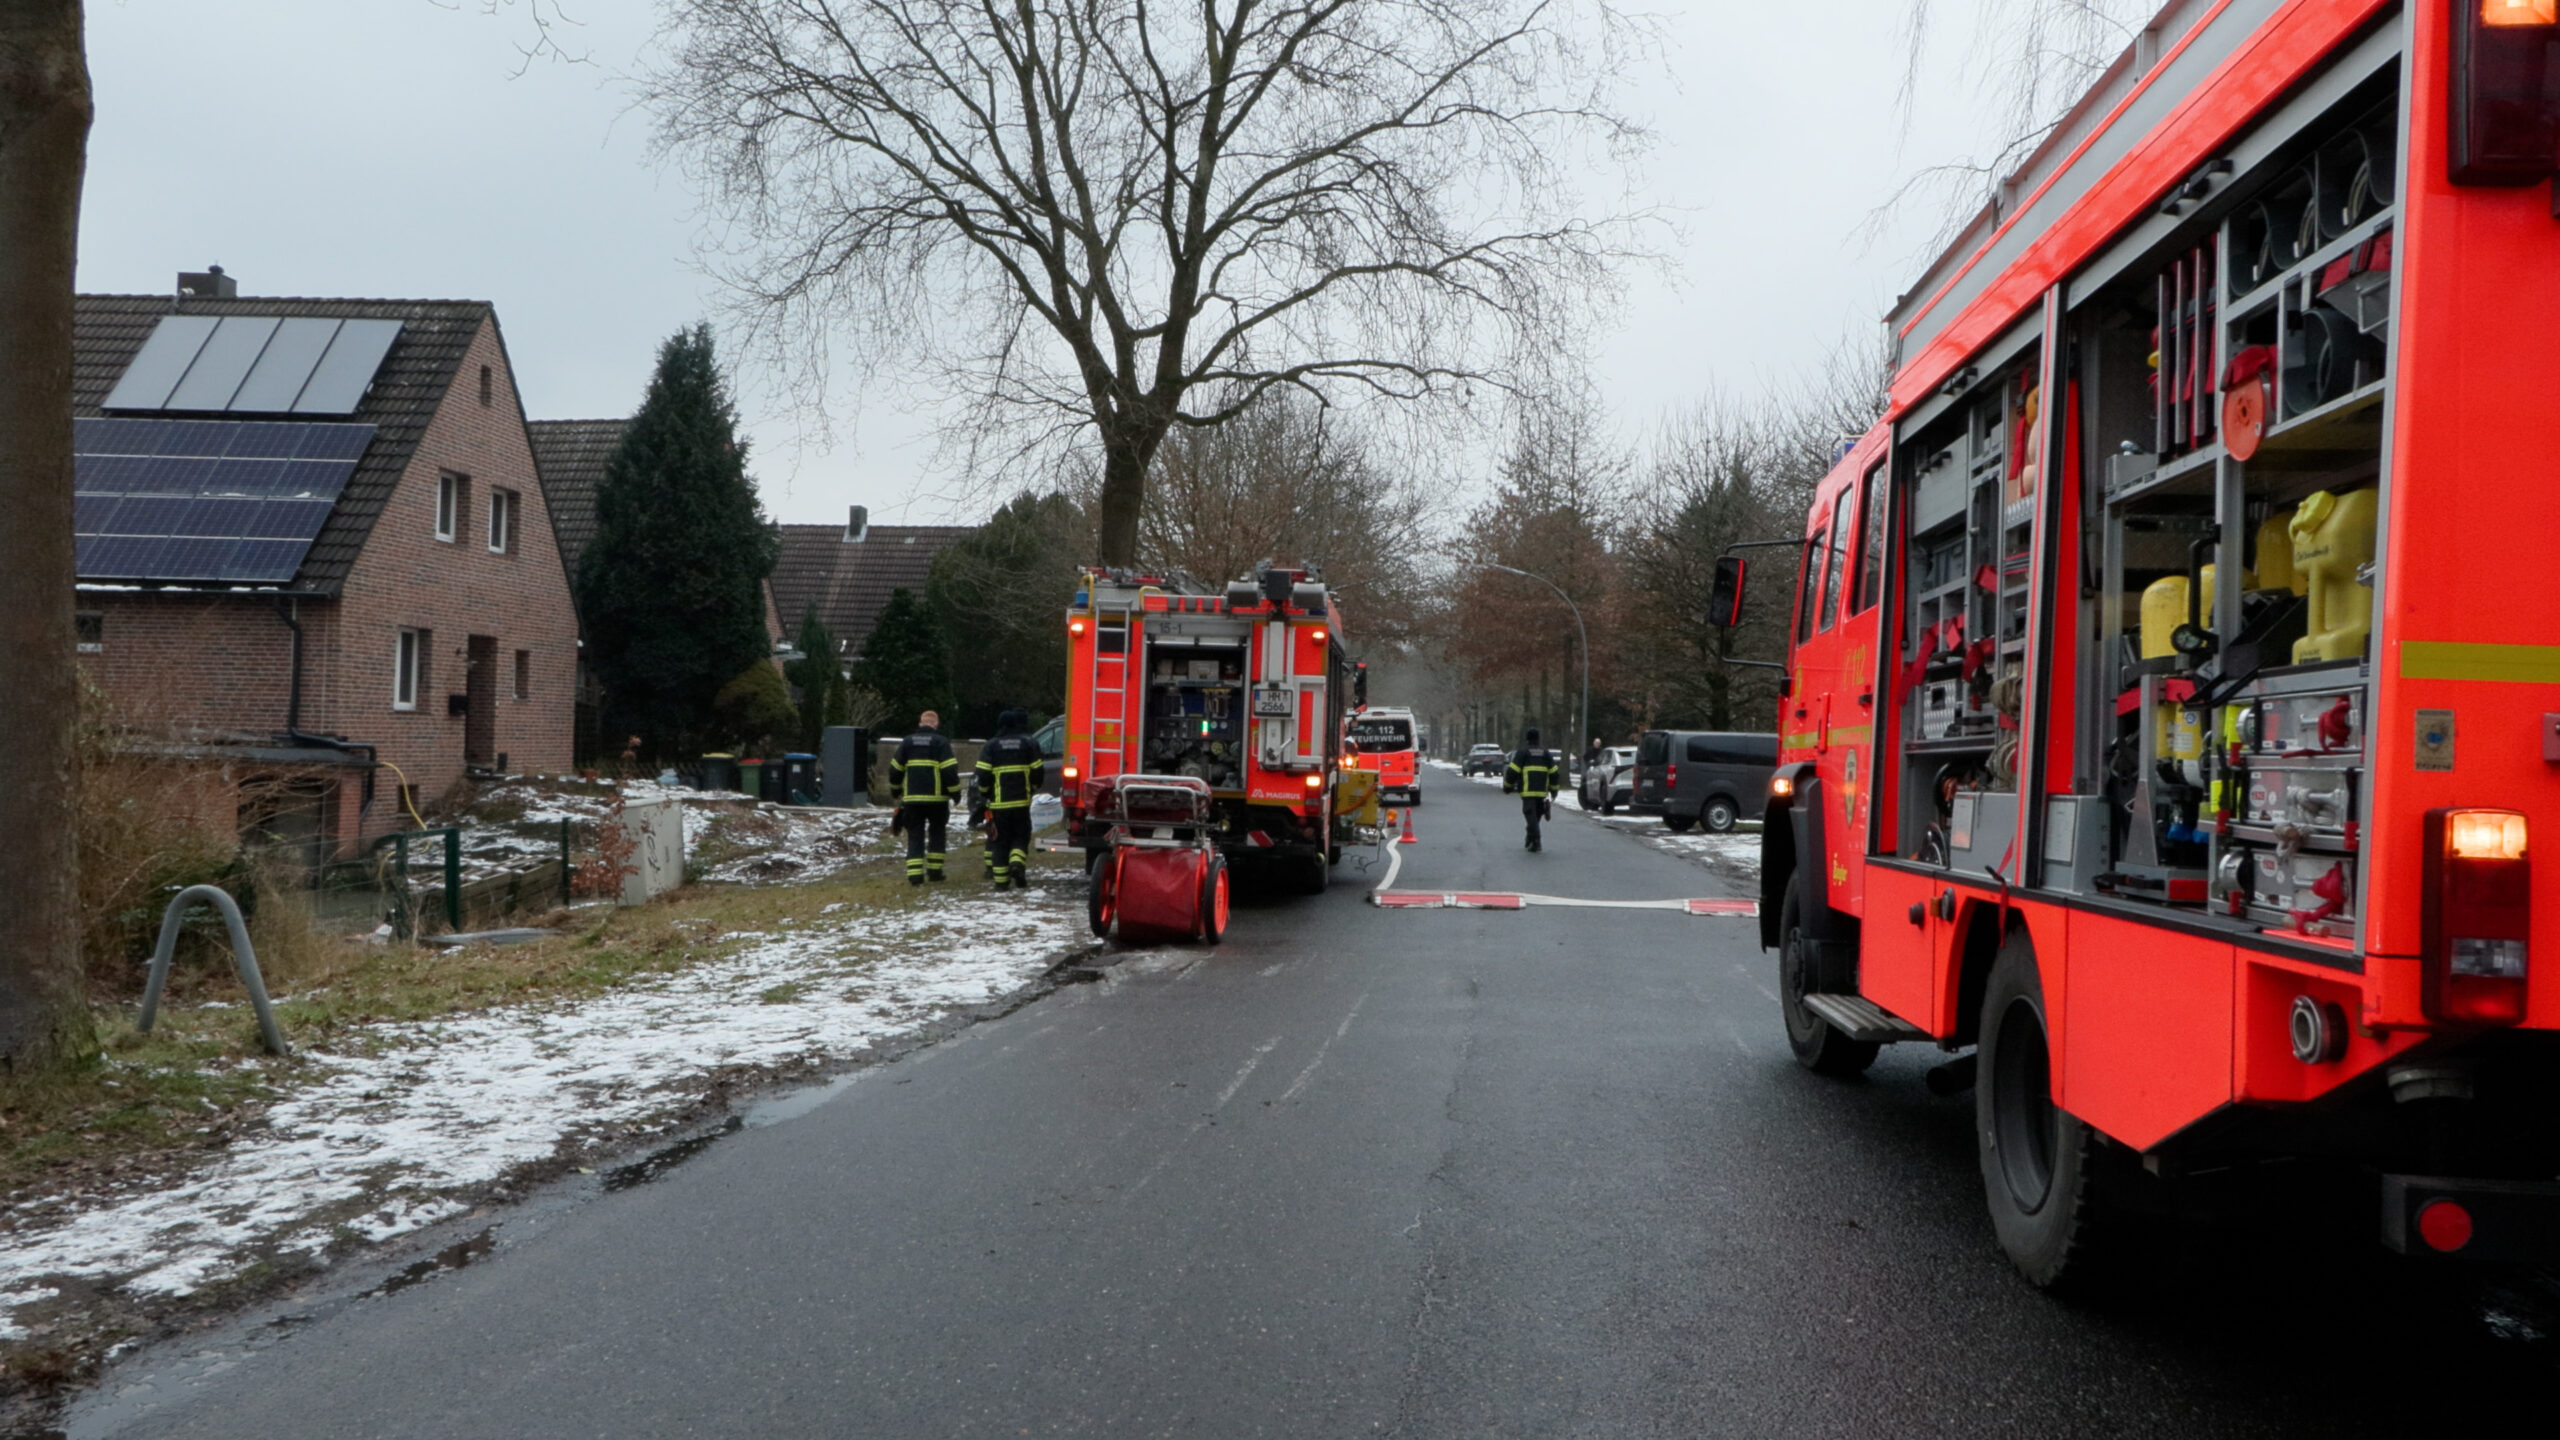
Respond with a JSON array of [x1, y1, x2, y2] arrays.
[[1061, 565, 1355, 895], [1723, 1, 2560, 1287]]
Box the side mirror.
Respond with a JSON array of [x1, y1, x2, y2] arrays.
[[1353, 663, 1369, 709], [1707, 556, 1748, 630]]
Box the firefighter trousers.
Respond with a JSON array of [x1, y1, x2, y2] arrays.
[[904, 802, 949, 881], [986, 807, 1032, 886], [1521, 796, 1550, 851]]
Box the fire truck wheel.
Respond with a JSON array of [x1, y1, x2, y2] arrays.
[[1977, 931, 2113, 1291], [1300, 847, 1332, 894], [1777, 891, 1880, 1078], [1087, 853, 1118, 940], [1703, 798, 1740, 832]]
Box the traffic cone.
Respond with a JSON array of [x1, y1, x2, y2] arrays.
[[1398, 807, 1418, 844]]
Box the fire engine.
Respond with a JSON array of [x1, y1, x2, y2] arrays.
[[1343, 705, 1423, 806], [1721, 1, 2560, 1286], [1061, 565, 1358, 901]]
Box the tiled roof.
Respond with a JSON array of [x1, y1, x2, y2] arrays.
[[525, 418, 626, 590], [770, 521, 973, 655], [73, 293, 500, 595]]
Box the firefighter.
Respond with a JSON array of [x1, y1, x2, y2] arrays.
[[972, 708, 1045, 890], [1503, 726, 1560, 852], [892, 709, 960, 884]]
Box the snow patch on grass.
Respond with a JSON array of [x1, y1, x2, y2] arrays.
[[0, 888, 1085, 1315]]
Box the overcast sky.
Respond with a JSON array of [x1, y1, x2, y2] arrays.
[[76, 1, 2024, 527]]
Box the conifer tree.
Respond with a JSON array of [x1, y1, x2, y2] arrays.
[[855, 589, 954, 731], [579, 325, 779, 758], [786, 606, 842, 749]]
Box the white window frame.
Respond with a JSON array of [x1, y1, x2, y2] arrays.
[[394, 628, 422, 710], [488, 487, 515, 555], [435, 473, 460, 543]]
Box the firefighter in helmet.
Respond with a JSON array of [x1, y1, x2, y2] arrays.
[[1504, 726, 1560, 852], [972, 708, 1045, 890], [892, 709, 960, 884]]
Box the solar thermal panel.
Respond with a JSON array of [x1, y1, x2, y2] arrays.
[[98, 315, 219, 412], [293, 320, 402, 414], [100, 314, 401, 417], [227, 319, 341, 413], [163, 316, 279, 412]]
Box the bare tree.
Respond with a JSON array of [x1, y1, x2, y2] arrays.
[[0, 0, 93, 1072], [1138, 390, 1436, 643], [647, 0, 1646, 565], [1881, 0, 2150, 251]]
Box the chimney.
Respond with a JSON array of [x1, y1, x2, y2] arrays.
[[844, 504, 868, 543], [178, 265, 237, 299]]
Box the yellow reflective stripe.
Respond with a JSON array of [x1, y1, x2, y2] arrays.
[[2400, 641, 2560, 684]]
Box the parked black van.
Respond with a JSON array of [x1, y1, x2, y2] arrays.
[[1629, 730, 1779, 832]]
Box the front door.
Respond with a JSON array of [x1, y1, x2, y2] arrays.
[[465, 634, 498, 767]]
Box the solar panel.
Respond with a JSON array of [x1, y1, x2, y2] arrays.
[[98, 316, 219, 411], [72, 417, 375, 584], [293, 320, 402, 414], [228, 319, 340, 413], [100, 315, 402, 417]]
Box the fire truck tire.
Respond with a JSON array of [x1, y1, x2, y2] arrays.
[[1777, 891, 1880, 1077], [1300, 847, 1332, 894], [1977, 932, 2114, 1292], [1665, 813, 1697, 834], [1703, 797, 1740, 832], [1087, 853, 1119, 939]]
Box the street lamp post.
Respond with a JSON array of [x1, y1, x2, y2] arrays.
[[1486, 563, 1589, 768]]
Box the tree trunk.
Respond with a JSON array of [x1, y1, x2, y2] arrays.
[[1094, 432, 1149, 568], [0, 0, 94, 1074]]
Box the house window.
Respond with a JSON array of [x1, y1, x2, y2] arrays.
[[513, 648, 531, 700], [394, 627, 427, 710], [478, 364, 493, 406], [75, 611, 103, 653], [436, 472, 468, 543], [488, 487, 516, 555]]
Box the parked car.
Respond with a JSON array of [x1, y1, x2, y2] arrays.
[[1579, 745, 1638, 812], [1462, 743, 1507, 777], [1628, 730, 1778, 831]]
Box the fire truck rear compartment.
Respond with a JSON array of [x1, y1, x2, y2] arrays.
[[1142, 643, 1248, 790]]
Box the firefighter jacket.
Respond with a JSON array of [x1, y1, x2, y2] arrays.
[[974, 733, 1045, 811], [1505, 748, 1559, 799], [893, 729, 960, 802]]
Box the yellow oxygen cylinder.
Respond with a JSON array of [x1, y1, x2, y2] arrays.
[[2254, 511, 2303, 595], [2289, 488, 2379, 663]]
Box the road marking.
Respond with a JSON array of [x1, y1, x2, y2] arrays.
[[1217, 1036, 1282, 1109], [1280, 992, 1368, 1102], [1372, 890, 1756, 915]]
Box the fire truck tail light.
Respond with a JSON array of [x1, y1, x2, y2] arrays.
[[2449, 810, 2529, 860], [1305, 771, 1325, 790], [2422, 808, 2532, 1025], [2417, 1199, 2476, 1253], [2452, 0, 2560, 184], [1310, 627, 1328, 645], [1771, 774, 1794, 798], [1069, 618, 1088, 636], [1062, 764, 1079, 782]]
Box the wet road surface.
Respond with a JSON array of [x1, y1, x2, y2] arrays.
[[69, 774, 2560, 1436]]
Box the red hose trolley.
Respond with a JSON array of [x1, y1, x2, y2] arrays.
[[1084, 775, 1230, 944]]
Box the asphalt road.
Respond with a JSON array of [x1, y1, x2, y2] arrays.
[[70, 772, 2560, 1437]]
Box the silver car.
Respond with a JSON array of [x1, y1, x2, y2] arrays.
[[1579, 746, 1637, 812]]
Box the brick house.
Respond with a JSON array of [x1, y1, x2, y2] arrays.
[[769, 506, 972, 665], [72, 271, 580, 857]]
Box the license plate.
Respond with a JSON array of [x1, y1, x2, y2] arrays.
[[1253, 689, 1294, 717]]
